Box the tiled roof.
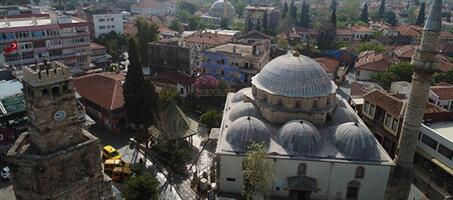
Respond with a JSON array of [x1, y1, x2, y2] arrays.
[[90, 42, 106, 50], [393, 45, 416, 59], [350, 25, 373, 33], [336, 29, 352, 35], [439, 56, 453, 72], [355, 51, 393, 72], [315, 57, 341, 73], [73, 73, 125, 111], [363, 90, 406, 117], [431, 85, 453, 100], [425, 102, 449, 114], [396, 25, 422, 37], [184, 32, 233, 46], [153, 70, 195, 87]]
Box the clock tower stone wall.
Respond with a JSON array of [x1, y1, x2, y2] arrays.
[[7, 62, 113, 200]]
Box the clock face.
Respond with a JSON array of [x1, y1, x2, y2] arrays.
[[53, 110, 66, 121]]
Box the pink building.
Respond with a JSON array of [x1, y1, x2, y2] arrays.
[[0, 13, 91, 71]]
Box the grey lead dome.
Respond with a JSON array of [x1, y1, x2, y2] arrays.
[[226, 116, 269, 152], [251, 53, 336, 98], [333, 122, 378, 158], [278, 120, 321, 155], [208, 0, 236, 18]]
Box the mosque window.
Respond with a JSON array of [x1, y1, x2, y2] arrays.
[[295, 100, 301, 108], [51, 87, 60, 96], [297, 163, 307, 175], [278, 99, 283, 106], [354, 167, 365, 179], [312, 100, 318, 109], [42, 88, 49, 96], [346, 180, 360, 200]]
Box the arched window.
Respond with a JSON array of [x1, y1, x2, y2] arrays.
[[355, 167, 365, 179], [346, 180, 360, 200], [62, 84, 68, 92], [42, 89, 49, 96], [295, 100, 301, 108], [297, 163, 307, 175], [313, 99, 318, 108], [278, 98, 283, 106], [51, 87, 59, 96]]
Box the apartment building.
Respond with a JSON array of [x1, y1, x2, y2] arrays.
[[88, 12, 129, 38], [0, 13, 92, 70]]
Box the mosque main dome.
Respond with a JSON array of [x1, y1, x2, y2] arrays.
[[208, 0, 236, 18], [251, 52, 336, 98]]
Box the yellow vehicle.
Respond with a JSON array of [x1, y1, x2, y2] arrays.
[[102, 145, 121, 160], [112, 166, 131, 182], [104, 159, 130, 174]]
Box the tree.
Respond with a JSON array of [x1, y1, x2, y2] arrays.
[[177, 1, 198, 14], [433, 70, 453, 84], [361, 2, 369, 23], [415, 2, 425, 26], [122, 174, 159, 200], [169, 20, 181, 32], [158, 87, 182, 110], [300, 1, 310, 28], [262, 11, 268, 30], [230, 0, 247, 18], [200, 111, 222, 129], [188, 15, 201, 30], [330, 0, 337, 11], [176, 10, 191, 23], [242, 143, 273, 200], [290, 1, 297, 19], [331, 7, 337, 29], [379, 0, 386, 20], [385, 11, 397, 26], [94, 31, 128, 62], [374, 62, 414, 89], [220, 18, 229, 29], [123, 38, 157, 128], [357, 41, 385, 53], [447, 12, 452, 23], [317, 8, 337, 51], [282, 2, 289, 19], [414, 0, 420, 6], [135, 17, 159, 67]]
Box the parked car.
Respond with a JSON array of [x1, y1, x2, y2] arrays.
[[1, 166, 10, 180]]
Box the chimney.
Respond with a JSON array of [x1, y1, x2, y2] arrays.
[[252, 45, 257, 56], [233, 45, 236, 53]]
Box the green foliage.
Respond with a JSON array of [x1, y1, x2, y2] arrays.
[[135, 17, 159, 67], [360, 3, 369, 23], [230, 0, 247, 18], [231, 20, 245, 31], [123, 39, 158, 128], [374, 62, 414, 89], [415, 2, 426, 26], [358, 42, 384, 53], [169, 20, 182, 32], [176, 10, 191, 23], [379, 0, 386, 19], [200, 111, 222, 128], [330, 0, 337, 10], [282, 2, 289, 19], [242, 143, 273, 200], [299, 1, 310, 28], [177, 1, 198, 14], [158, 87, 182, 110], [384, 11, 397, 26], [94, 31, 128, 62], [433, 70, 453, 85], [220, 18, 229, 29], [188, 15, 201, 30], [278, 16, 297, 32], [337, 0, 360, 24], [290, 1, 297, 19], [122, 174, 159, 200]]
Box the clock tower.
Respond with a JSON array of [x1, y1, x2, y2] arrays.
[[7, 62, 113, 200]]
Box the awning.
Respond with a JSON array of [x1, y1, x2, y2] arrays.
[[287, 176, 318, 192], [416, 147, 453, 176]]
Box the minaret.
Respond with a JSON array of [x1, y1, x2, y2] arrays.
[[389, 0, 442, 199]]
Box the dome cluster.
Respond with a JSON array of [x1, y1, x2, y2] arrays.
[[332, 122, 377, 158], [229, 102, 261, 121], [226, 116, 270, 152], [278, 120, 321, 155]]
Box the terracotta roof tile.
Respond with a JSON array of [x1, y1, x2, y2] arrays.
[[350, 82, 368, 96], [350, 25, 373, 33], [336, 29, 352, 36], [363, 90, 405, 117], [431, 85, 453, 100], [90, 42, 106, 50], [425, 103, 449, 114], [73, 73, 125, 111], [315, 57, 341, 73], [153, 70, 195, 87], [393, 45, 416, 59], [396, 25, 422, 37], [355, 51, 393, 72]]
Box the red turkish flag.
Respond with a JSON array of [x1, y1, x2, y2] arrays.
[[4, 41, 18, 54]]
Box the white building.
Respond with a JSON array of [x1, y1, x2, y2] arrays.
[[91, 13, 126, 38], [215, 52, 395, 199], [130, 0, 176, 16]]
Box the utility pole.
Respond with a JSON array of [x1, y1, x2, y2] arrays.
[[388, 0, 443, 199]]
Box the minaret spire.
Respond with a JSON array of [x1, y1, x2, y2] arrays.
[[388, 0, 443, 199]]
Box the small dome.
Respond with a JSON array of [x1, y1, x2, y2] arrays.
[[226, 116, 270, 152], [278, 120, 321, 154], [331, 107, 356, 124], [251, 53, 336, 98], [209, 0, 236, 18], [229, 102, 260, 121], [333, 122, 377, 158], [231, 88, 246, 103]]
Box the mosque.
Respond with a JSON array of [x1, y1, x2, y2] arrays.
[[201, 0, 236, 28], [215, 52, 395, 199]]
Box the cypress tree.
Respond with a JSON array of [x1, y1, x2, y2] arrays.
[[385, 11, 397, 26], [361, 2, 369, 23], [415, 2, 425, 26], [123, 38, 157, 128], [247, 15, 253, 32], [331, 7, 337, 29], [290, 0, 297, 19], [262, 11, 268, 30], [300, 1, 305, 26], [330, 0, 337, 11], [282, 1, 288, 19], [300, 2, 310, 28], [379, 0, 386, 19]]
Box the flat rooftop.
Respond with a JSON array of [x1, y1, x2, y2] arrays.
[[0, 17, 83, 28], [206, 43, 253, 56], [430, 121, 453, 142]]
